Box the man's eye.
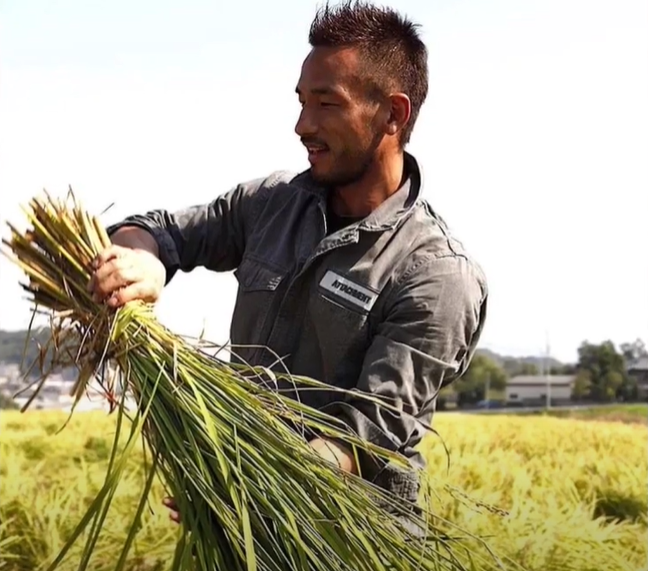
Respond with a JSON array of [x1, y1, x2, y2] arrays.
[[320, 101, 336, 107]]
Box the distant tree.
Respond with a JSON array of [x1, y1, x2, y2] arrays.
[[454, 354, 507, 406], [554, 363, 577, 375], [617, 374, 639, 402], [576, 340, 628, 402], [0, 394, 18, 410], [500, 356, 563, 377], [618, 338, 647, 401], [620, 338, 648, 363], [571, 370, 592, 401], [436, 386, 456, 411], [500, 357, 520, 376], [515, 362, 539, 376], [502, 359, 544, 377]]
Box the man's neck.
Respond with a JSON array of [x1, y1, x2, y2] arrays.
[[330, 152, 406, 218]]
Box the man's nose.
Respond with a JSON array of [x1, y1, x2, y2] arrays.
[[295, 108, 317, 138]]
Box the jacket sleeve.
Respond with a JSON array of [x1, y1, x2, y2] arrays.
[[321, 253, 488, 482], [105, 178, 267, 283]]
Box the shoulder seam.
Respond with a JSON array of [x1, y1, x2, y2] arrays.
[[416, 199, 466, 258], [397, 250, 470, 286]]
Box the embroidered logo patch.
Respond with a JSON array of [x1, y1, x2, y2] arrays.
[[319, 270, 378, 312]]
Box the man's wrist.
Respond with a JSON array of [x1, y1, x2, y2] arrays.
[[109, 225, 160, 257]]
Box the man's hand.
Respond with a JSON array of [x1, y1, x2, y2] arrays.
[[162, 497, 181, 523], [309, 437, 358, 475], [161, 438, 358, 525], [87, 245, 166, 308]]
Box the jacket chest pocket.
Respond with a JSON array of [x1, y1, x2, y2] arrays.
[[232, 257, 287, 346], [235, 257, 285, 292], [308, 288, 373, 374]]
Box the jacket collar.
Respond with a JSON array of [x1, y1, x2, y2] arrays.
[[360, 151, 422, 231], [300, 151, 424, 232]]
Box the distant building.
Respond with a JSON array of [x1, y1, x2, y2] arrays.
[[627, 356, 648, 401], [506, 375, 575, 405]]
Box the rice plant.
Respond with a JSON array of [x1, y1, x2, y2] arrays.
[[1, 189, 515, 571]]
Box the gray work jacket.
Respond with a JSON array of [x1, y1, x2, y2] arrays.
[[107, 152, 488, 504]]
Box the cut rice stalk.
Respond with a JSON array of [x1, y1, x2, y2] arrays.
[[1, 189, 518, 571]]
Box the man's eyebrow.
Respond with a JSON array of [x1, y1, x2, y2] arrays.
[[295, 86, 341, 97]]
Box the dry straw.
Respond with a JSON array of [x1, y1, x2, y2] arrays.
[[2, 189, 514, 571]]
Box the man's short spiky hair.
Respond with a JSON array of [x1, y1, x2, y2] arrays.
[[308, 0, 428, 146]]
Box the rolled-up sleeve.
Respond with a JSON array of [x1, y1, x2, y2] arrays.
[[106, 178, 267, 283], [322, 253, 488, 482]]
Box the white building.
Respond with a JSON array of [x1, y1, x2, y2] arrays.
[[506, 375, 575, 405]]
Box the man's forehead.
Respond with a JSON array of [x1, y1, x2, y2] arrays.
[[306, 45, 361, 69], [296, 46, 362, 93]]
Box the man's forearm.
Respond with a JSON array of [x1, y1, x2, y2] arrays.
[[109, 226, 160, 257]]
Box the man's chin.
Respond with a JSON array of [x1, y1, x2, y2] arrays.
[[310, 167, 366, 189], [309, 165, 335, 185]]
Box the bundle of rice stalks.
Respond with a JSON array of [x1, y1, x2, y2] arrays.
[[2, 190, 513, 571]]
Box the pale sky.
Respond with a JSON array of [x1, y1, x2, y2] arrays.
[[1, 0, 646, 364]]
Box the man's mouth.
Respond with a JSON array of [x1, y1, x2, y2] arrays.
[[305, 144, 329, 164]]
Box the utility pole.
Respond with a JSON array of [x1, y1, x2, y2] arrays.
[[485, 373, 490, 408], [545, 330, 551, 410]]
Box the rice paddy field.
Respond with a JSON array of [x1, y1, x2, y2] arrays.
[[1, 406, 646, 571]]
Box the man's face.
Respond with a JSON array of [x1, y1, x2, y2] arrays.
[[294, 46, 385, 187]]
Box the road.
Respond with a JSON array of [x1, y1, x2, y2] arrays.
[[440, 403, 631, 415]]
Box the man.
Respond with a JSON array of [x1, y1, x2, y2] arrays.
[[89, 0, 487, 525]]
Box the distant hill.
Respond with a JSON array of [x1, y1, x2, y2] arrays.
[[1, 327, 569, 377], [476, 347, 568, 376], [0, 327, 83, 379], [0, 327, 54, 368]]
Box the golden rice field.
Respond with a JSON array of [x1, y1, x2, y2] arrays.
[[0, 407, 646, 571]]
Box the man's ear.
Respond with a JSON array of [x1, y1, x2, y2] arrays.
[[386, 93, 411, 136]]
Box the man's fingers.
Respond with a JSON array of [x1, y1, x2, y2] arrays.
[[91, 255, 132, 284], [106, 282, 151, 307], [88, 245, 133, 294], [89, 261, 137, 301], [91, 245, 125, 270], [87, 247, 164, 307], [92, 271, 139, 303]]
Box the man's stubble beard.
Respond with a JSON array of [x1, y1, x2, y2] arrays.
[[314, 152, 373, 188], [312, 130, 384, 189]]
